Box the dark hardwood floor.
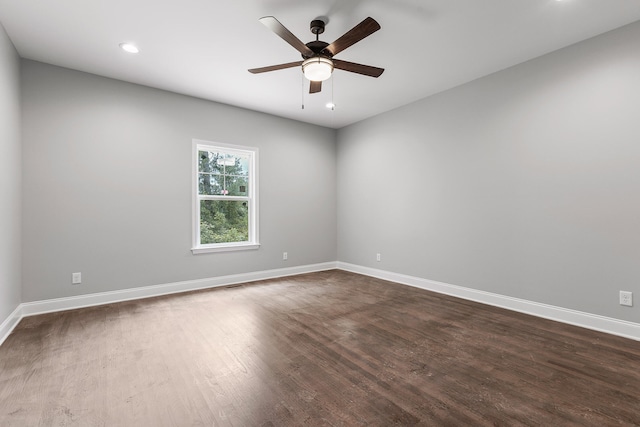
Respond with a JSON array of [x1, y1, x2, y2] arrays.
[[1, 270, 639, 426]]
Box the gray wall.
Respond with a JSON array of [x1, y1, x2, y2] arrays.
[[21, 60, 337, 302], [337, 21, 640, 322], [0, 23, 21, 321]]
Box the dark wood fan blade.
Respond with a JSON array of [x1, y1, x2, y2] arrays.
[[248, 61, 302, 74], [259, 16, 314, 57], [323, 17, 381, 57], [309, 80, 322, 94], [333, 59, 384, 77]]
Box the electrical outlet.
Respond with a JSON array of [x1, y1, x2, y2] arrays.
[[376, 253, 381, 262], [72, 272, 82, 285], [283, 252, 288, 261], [620, 291, 633, 307]]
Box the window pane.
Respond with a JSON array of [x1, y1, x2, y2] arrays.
[[198, 173, 223, 195], [216, 153, 236, 170], [217, 154, 249, 177], [200, 200, 249, 244], [198, 150, 223, 174], [232, 154, 250, 177], [226, 176, 249, 196]]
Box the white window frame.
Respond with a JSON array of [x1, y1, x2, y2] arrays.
[[191, 139, 259, 254]]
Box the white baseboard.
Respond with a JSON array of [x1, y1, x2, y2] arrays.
[[2, 261, 638, 347], [0, 262, 337, 346], [0, 305, 22, 347], [337, 262, 640, 342]]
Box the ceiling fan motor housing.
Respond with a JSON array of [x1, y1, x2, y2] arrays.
[[304, 40, 331, 59], [305, 19, 331, 60]]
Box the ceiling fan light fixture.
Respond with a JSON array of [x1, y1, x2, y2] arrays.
[[302, 56, 334, 81]]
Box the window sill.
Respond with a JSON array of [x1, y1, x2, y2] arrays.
[[191, 243, 260, 255]]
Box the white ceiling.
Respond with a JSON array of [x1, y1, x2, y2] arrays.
[[1, 0, 640, 129]]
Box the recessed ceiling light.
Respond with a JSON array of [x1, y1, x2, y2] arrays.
[[119, 43, 139, 54]]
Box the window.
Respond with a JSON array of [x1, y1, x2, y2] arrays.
[[192, 140, 259, 254]]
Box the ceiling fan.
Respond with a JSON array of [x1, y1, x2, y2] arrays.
[[248, 16, 384, 94]]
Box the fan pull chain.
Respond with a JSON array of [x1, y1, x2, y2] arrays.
[[331, 75, 336, 128], [331, 75, 335, 111], [301, 71, 305, 110]]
